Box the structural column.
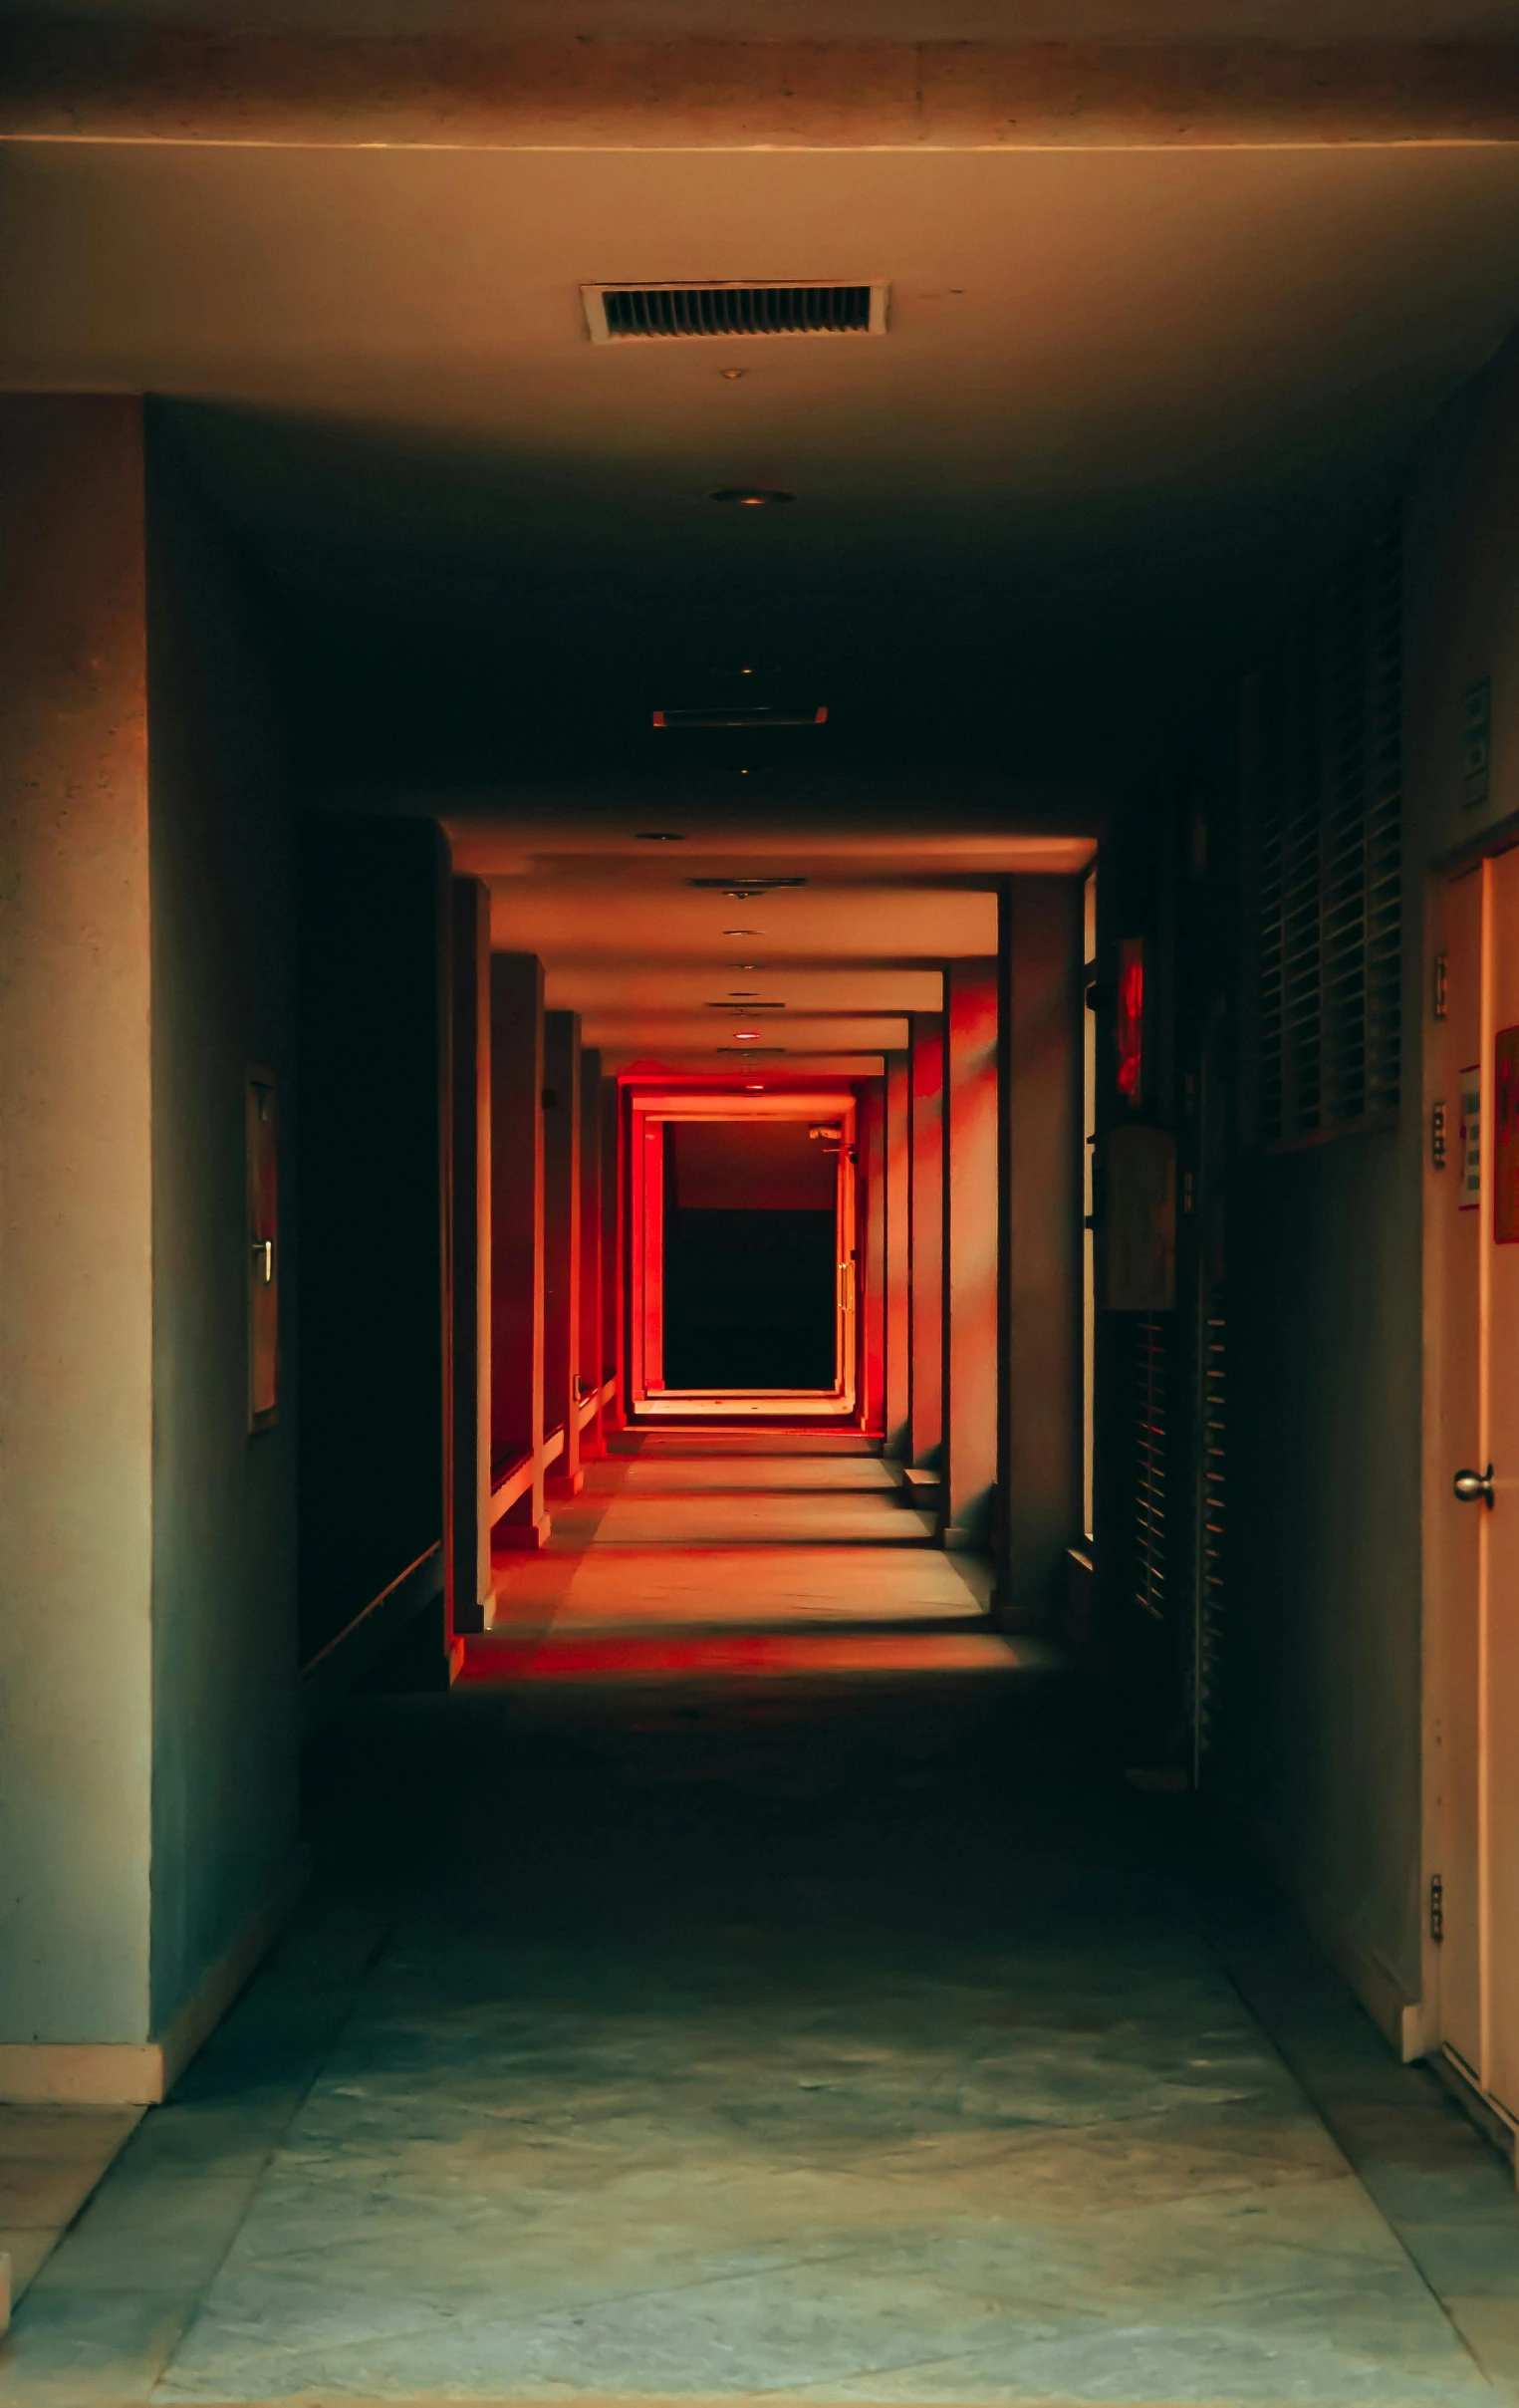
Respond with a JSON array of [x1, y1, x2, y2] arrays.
[[941, 958, 999, 1549], [602, 1075, 625, 1433], [885, 1051, 910, 1458], [906, 1012, 944, 1471], [579, 1047, 604, 1458], [490, 952, 548, 1546], [0, 398, 155, 2071], [449, 878, 493, 1630], [543, 1008, 583, 1498], [999, 879, 1085, 1621]]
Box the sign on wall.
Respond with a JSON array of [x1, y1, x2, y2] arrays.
[[1496, 1027, 1519, 1245]]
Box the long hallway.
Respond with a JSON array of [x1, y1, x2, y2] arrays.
[[5, 1453, 1519, 2406]]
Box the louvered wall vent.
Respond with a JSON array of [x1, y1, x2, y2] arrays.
[[583, 282, 889, 344], [1244, 509, 1403, 1149]]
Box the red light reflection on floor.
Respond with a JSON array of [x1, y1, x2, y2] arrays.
[[459, 1631, 1018, 1685]]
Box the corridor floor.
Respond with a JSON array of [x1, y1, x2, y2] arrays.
[[5, 1447, 1519, 2407]]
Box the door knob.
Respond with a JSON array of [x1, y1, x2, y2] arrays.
[[1453, 1465, 1495, 1508]]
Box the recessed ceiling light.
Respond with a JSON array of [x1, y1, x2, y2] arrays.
[[723, 928, 762, 936], [729, 961, 763, 969], [745, 1082, 765, 1091], [733, 1029, 759, 1040], [635, 830, 685, 841], [721, 370, 747, 382], [709, 487, 794, 507]]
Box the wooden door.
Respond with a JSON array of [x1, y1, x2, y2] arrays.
[[1432, 865, 1484, 2081], [1433, 848, 1519, 2113]]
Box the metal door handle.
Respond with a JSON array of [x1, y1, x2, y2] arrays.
[[1453, 1465, 1495, 1508], [252, 1238, 274, 1285]]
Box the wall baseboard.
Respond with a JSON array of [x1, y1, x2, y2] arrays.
[[0, 1848, 310, 2104], [1310, 1915, 1423, 2063], [156, 1846, 311, 2095]]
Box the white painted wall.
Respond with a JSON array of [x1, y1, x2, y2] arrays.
[[0, 398, 155, 2042]]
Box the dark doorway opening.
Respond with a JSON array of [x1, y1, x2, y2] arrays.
[[661, 1120, 838, 1391]]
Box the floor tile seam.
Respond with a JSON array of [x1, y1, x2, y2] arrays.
[[1208, 1946, 1503, 2393], [168, 2239, 894, 2363]]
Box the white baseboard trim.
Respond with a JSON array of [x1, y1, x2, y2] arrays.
[[0, 1848, 310, 2105]]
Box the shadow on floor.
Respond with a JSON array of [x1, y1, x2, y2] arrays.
[[3, 1456, 1518, 2405]]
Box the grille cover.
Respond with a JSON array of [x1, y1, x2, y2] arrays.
[[584, 283, 888, 343]]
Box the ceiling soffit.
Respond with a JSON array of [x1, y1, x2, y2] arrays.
[[7, 29, 1519, 147]]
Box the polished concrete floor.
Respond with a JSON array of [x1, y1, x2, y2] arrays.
[[4, 1447, 1519, 2406]]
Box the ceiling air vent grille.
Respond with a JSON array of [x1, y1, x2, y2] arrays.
[[584, 283, 888, 344]]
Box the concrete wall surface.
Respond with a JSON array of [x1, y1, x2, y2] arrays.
[[0, 398, 155, 2042], [144, 411, 299, 2037]]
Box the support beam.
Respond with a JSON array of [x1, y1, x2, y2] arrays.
[[998, 881, 1085, 1625], [490, 952, 548, 1549], [941, 958, 999, 1552], [543, 1009, 583, 1500], [885, 1051, 910, 1460], [579, 1047, 604, 1461], [6, 33, 1519, 149], [449, 877, 493, 1632], [906, 1012, 944, 1473]]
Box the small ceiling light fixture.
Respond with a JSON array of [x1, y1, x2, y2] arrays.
[[709, 487, 794, 508], [689, 876, 806, 893], [733, 1029, 760, 1041], [723, 928, 762, 936], [721, 369, 747, 382], [746, 1082, 765, 1091], [635, 831, 685, 841]]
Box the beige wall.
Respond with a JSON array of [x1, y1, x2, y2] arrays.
[[0, 397, 299, 2062], [0, 398, 155, 2041], [145, 409, 299, 2035], [1227, 321, 1519, 2030]]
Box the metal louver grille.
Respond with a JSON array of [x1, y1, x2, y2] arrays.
[[584, 283, 886, 343], [1135, 1315, 1169, 1622], [1193, 1293, 1226, 1774], [1249, 514, 1402, 1147]]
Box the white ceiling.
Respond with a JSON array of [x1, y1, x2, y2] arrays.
[[15, 1, 1519, 33], [7, 30, 1519, 1066], [462, 838, 1029, 1058]]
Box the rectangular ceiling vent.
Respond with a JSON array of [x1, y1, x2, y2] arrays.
[[583, 283, 888, 344]]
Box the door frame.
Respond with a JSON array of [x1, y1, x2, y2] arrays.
[[624, 1085, 862, 1422]]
